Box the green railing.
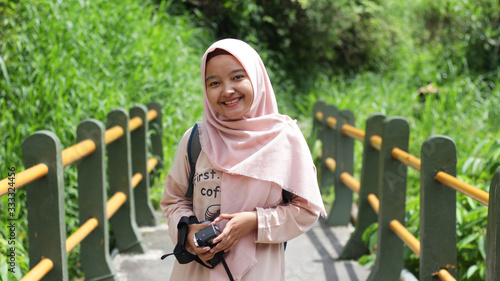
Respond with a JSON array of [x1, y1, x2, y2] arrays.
[[1, 102, 163, 281], [312, 101, 499, 281]]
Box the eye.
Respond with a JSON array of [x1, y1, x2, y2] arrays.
[[208, 81, 220, 87], [233, 75, 244, 80]]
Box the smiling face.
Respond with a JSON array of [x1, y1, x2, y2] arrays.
[[205, 54, 254, 120]]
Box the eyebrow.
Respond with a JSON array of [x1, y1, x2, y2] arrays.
[[205, 68, 246, 83]]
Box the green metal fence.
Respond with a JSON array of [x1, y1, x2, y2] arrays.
[[1, 102, 163, 281], [312, 101, 499, 281]]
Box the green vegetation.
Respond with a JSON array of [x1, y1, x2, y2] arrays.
[[310, 68, 499, 280], [0, 0, 211, 279], [1, 0, 499, 280]]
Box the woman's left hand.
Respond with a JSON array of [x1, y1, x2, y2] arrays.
[[210, 211, 258, 253]]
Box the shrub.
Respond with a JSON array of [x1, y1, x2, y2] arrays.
[[415, 0, 500, 72], [0, 0, 211, 279], [169, 0, 407, 93]]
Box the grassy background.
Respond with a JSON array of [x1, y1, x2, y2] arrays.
[[306, 68, 499, 279], [0, 0, 211, 279], [1, 0, 499, 280]]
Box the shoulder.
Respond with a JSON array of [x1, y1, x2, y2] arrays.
[[181, 125, 195, 139], [178, 122, 204, 153], [178, 125, 196, 149], [168, 124, 200, 174]]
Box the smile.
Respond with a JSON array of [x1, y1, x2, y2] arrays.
[[223, 97, 241, 105]]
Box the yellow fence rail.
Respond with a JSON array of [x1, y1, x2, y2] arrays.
[[3, 102, 163, 281], [313, 101, 498, 281], [0, 110, 158, 197]]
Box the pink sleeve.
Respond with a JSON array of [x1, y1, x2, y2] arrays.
[[255, 195, 320, 243], [160, 128, 195, 244]]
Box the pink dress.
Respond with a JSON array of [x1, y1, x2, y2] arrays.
[[161, 128, 321, 281]]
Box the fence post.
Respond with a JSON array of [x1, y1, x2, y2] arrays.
[[319, 104, 339, 196], [77, 119, 117, 281], [367, 117, 409, 281], [23, 131, 68, 281], [147, 102, 163, 172], [486, 166, 500, 281], [420, 136, 457, 280], [130, 105, 157, 226], [341, 113, 385, 259], [312, 101, 327, 142], [107, 108, 147, 253], [326, 109, 355, 226]]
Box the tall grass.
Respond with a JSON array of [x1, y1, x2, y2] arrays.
[[0, 0, 212, 279]]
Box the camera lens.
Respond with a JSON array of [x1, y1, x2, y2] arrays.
[[194, 225, 220, 248]]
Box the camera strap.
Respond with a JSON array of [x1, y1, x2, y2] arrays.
[[220, 256, 234, 281], [160, 216, 234, 281], [160, 216, 200, 264]]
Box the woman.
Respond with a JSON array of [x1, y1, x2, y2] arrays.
[[161, 38, 326, 281]]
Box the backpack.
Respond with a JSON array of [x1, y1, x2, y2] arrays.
[[185, 123, 293, 203]]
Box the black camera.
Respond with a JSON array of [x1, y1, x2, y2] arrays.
[[194, 224, 221, 248]]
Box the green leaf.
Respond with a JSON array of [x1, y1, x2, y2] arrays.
[[0, 56, 10, 88], [478, 234, 486, 259], [458, 232, 480, 247], [466, 264, 478, 278]]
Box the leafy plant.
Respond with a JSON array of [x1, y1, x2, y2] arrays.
[[358, 222, 378, 267], [415, 0, 500, 72], [0, 0, 211, 279], [2, 0, 499, 280]]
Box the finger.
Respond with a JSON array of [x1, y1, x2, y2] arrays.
[[214, 213, 235, 222], [198, 251, 215, 267], [212, 233, 237, 253], [199, 222, 212, 228], [220, 234, 239, 252], [200, 257, 212, 267], [210, 232, 228, 252], [199, 250, 214, 258], [211, 231, 226, 244], [223, 240, 238, 252], [213, 239, 237, 253], [193, 246, 211, 255], [210, 241, 224, 253]]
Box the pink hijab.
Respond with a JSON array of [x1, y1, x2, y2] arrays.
[[199, 38, 326, 280]]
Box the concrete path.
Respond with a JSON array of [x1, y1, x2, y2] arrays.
[[284, 219, 370, 281], [112, 213, 174, 280], [112, 213, 373, 281]]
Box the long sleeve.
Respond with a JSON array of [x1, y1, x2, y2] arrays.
[[160, 128, 194, 244], [255, 194, 320, 243]]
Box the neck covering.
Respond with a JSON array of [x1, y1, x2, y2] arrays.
[[199, 38, 326, 280]]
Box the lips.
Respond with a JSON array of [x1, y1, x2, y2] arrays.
[[223, 97, 241, 106]]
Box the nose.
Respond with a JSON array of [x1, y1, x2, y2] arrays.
[[223, 83, 235, 96]]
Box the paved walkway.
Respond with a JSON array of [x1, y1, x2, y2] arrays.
[[283, 219, 371, 281], [112, 212, 372, 281]]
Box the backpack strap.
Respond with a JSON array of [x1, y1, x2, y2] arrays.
[[282, 190, 292, 204], [282, 189, 292, 250], [186, 123, 201, 198]]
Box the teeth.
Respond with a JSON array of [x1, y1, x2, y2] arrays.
[[224, 98, 240, 105]]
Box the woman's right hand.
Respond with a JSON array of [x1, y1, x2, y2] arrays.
[[186, 222, 215, 267]]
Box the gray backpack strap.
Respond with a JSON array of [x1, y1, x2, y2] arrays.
[[186, 123, 201, 198]]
